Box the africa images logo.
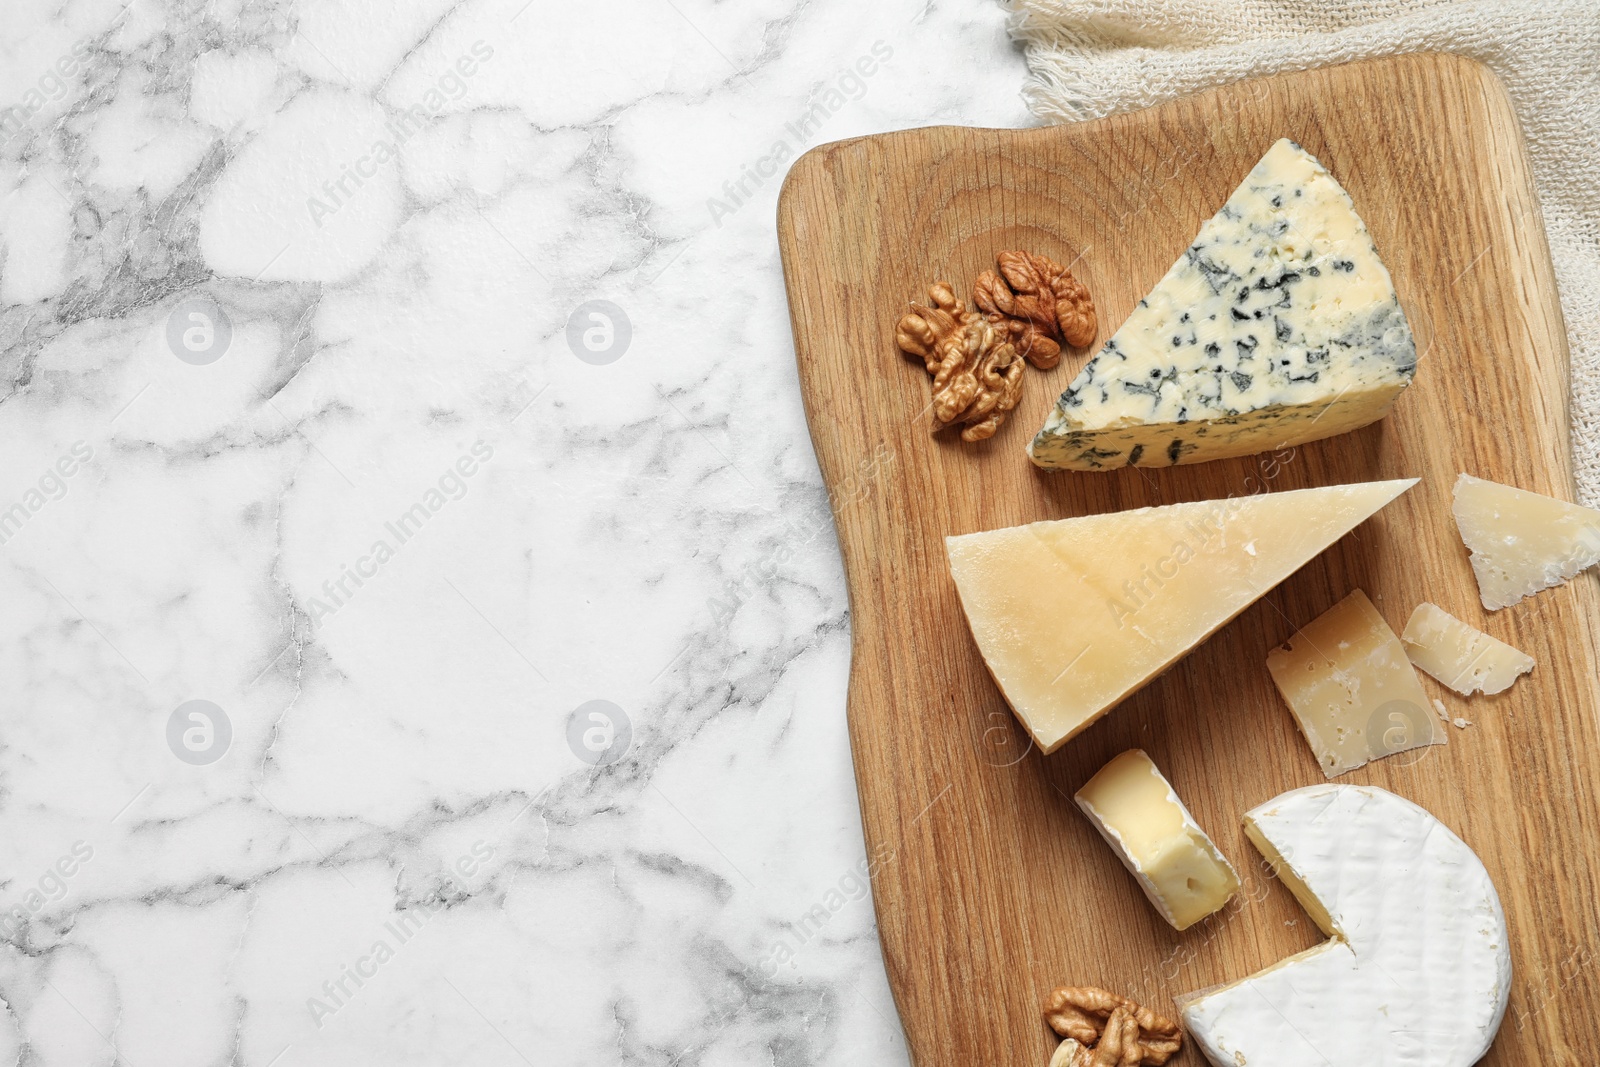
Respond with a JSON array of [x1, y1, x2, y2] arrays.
[[167, 700, 232, 766], [307, 441, 494, 629], [566, 700, 631, 766], [565, 300, 631, 366], [705, 41, 893, 227], [304, 41, 495, 228], [166, 297, 233, 365]]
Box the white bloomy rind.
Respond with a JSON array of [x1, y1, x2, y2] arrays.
[[1182, 785, 1511, 1067], [1074, 750, 1240, 931]]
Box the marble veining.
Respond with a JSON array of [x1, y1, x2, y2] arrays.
[[0, 0, 1029, 1063]]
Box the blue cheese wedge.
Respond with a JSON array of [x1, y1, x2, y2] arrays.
[[1030, 138, 1418, 471]]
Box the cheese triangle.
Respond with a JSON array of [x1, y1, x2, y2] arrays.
[[946, 479, 1416, 753], [1402, 602, 1535, 695], [1030, 138, 1418, 471], [1452, 474, 1600, 609]]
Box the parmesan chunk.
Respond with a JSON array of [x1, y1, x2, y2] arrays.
[[945, 480, 1416, 752], [1401, 602, 1534, 696], [1266, 589, 1444, 778], [1453, 473, 1600, 610]]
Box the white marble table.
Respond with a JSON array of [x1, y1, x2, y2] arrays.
[[0, 0, 1031, 1062]]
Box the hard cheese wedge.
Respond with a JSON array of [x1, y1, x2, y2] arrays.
[[1181, 785, 1511, 1067], [1266, 589, 1444, 778], [1076, 750, 1239, 931], [1030, 138, 1418, 471], [1402, 602, 1535, 696], [945, 478, 1416, 753], [1453, 473, 1600, 609]]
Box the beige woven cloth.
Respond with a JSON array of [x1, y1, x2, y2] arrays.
[[1004, 0, 1600, 504]]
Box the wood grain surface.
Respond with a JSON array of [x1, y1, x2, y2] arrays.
[[776, 53, 1600, 1067]]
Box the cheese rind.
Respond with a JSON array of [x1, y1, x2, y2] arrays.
[[1266, 589, 1444, 778], [1075, 750, 1239, 931], [1452, 473, 1600, 609], [945, 479, 1417, 753], [1182, 785, 1512, 1067], [1401, 602, 1535, 696], [1030, 138, 1418, 471]]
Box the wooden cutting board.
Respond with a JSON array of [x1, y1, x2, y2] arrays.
[[776, 53, 1600, 1067]]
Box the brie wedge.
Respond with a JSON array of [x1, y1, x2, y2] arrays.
[[1075, 750, 1239, 931], [1182, 785, 1512, 1067]]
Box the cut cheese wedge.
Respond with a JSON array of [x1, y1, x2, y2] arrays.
[[945, 478, 1416, 753], [1453, 473, 1600, 609], [1266, 589, 1445, 778], [1076, 750, 1239, 931], [1181, 785, 1512, 1067], [1030, 138, 1419, 471], [1402, 602, 1535, 696]]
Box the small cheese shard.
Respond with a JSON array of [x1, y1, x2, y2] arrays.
[[1401, 602, 1535, 696], [1048, 1040, 1083, 1067], [946, 479, 1417, 753], [1030, 138, 1418, 471], [1075, 750, 1239, 931], [1453, 473, 1600, 609], [1181, 785, 1512, 1067], [1266, 589, 1444, 778]]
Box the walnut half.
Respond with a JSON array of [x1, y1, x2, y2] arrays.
[[896, 282, 1024, 442], [974, 250, 1097, 369], [1043, 986, 1182, 1067]]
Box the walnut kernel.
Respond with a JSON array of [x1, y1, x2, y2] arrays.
[[1042, 986, 1182, 1067], [975, 250, 1098, 369], [896, 283, 1024, 442]]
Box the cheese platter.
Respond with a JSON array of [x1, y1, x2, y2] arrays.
[[777, 52, 1600, 1067]]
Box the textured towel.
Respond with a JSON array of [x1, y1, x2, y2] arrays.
[[1004, 0, 1600, 504]]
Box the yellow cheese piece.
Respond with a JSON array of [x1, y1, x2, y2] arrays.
[[1049, 1040, 1084, 1067], [945, 478, 1416, 752], [1266, 589, 1445, 778], [1076, 750, 1239, 930], [1243, 817, 1334, 936], [1453, 473, 1600, 609], [1401, 602, 1534, 696]]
